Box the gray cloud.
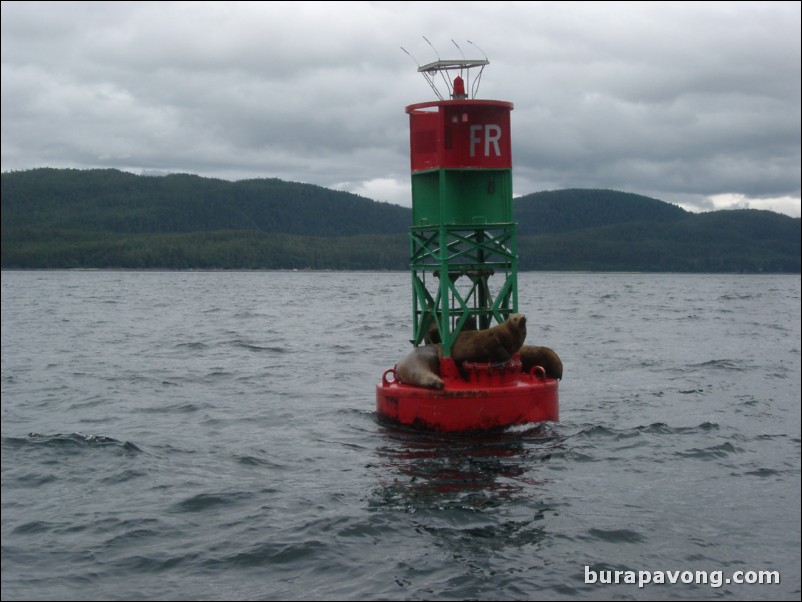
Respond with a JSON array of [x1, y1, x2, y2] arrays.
[[2, 1, 799, 216]]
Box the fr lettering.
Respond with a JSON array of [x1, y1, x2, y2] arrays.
[[469, 124, 502, 157]]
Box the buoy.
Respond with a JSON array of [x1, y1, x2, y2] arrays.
[[376, 50, 559, 432]]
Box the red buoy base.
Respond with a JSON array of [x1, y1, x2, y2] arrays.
[[376, 356, 559, 432]]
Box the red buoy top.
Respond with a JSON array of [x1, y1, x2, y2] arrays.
[[406, 99, 513, 172]]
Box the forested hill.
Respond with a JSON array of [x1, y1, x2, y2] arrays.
[[0, 168, 409, 236], [2, 168, 799, 272], [514, 189, 799, 272], [514, 188, 688, 235]]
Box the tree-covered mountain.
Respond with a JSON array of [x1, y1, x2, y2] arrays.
[[1, 168, 799, 272], [1, 168, 409, 236], [514, 189, 799, 272], [514, 188, 688, 235]]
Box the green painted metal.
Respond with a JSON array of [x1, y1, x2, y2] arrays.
[[410, 221, 518, 356], [411, 169, 513, 227]]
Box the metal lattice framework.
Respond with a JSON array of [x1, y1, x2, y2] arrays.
[[410, 223, 518, 355]]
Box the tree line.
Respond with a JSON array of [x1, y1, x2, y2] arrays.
[[2, 168, 799, 272]]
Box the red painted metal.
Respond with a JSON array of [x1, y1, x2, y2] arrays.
[[407, 100, 514, 172], [452, 75, 466, 98], [376, 356, 559, 432]]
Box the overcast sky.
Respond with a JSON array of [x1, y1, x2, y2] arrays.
[[2, 1, 800, 217]]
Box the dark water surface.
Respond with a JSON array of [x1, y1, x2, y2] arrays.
[[2, 271, 800, 600]]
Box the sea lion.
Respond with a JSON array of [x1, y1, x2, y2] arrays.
[[396, 344, 444, 389], [519, 344, 563, 380], [424, 315, 478, 344], [451, 313, 527, 365]]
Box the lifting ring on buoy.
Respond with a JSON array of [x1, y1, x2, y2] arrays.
[[529, 365, 547, 381], [382, 367, 398, 387]]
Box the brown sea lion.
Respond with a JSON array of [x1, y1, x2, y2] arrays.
[[424, 315, 478, 345], [519, 344, 563, 380], [451, 313, 527, 365], [396, 344, 444, 389]]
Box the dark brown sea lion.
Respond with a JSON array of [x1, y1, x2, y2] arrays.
[[518, 344, 563, 380], [451, 313, 527, 365], [396, 344, 444, 389]]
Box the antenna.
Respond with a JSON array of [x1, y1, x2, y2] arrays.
[[422, 36, 440, 61], [451, 39, 466, 66], [403, 43, 443, 100], [423, 37, 453, 98], [400, 46, 420, 68], [407, 40, 490, 100], [466, 40, 489, 98], [467, 40, 488, 61]]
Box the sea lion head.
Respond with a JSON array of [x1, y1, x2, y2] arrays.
[[509, 313, 527, 338]]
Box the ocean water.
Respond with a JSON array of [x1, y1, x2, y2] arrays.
[[1, 270, 800, 601]]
